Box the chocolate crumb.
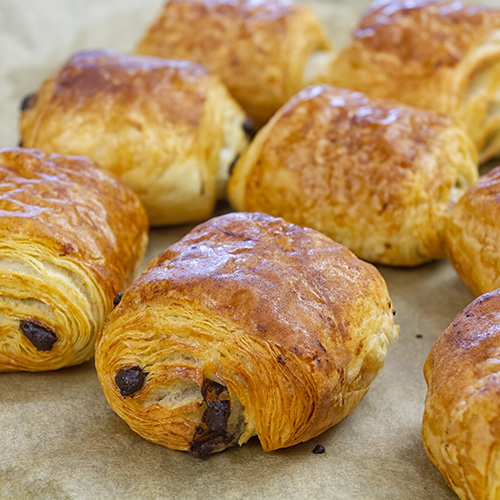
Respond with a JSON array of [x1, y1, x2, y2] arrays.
[[242, 117, 256, 139], [20, 93, 37, 112], [277, 355, 285, 365], [20, 321, 57, 351], [393, 310, 396, 316], [18, 140, 23, 148], [416, 334, 423, 339], [113, 292, 123, 308], [115, 366, 147, 396], [313, 444, 325, 454]]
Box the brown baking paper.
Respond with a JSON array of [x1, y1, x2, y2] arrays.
[[0, 0, 495, 498]]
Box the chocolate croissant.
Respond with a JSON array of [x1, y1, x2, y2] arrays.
[[19, 49, 249, 226], [445, 166, 500, 296], [423, 289, 500, 500], [228, 85, 478, 266], [135, 0, 334, 127], [0, 148, 148, 371], [329, 0, 500, 162], [95, 212, 397, 457]]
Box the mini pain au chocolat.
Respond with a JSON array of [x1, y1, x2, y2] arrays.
[[329, 0, 500, 162], [19, 49, 249, 226], [135, 0, 334, 127], [95, 212, 397, 457], [445, 166, 500, 296], [423, 290, 500, 500], [0, 148, 148, 371], [228, 85, 478, 267]]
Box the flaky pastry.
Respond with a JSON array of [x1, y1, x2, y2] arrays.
[[228, 85, 478, 266], [135, 0, 334, 127], [445, 166, 500, 296], [423, 290, 500, 500], [19, 49, 249, 226], [330, 0, 500, 162], [95, 212, 397, 457], [0, 148, 148, 371]]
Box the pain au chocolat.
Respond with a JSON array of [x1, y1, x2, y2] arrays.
[[329, 0, 500, 162], [228, 85, 478, 266], [423, 289, 500, 500], [95, 212, 397, 457], [135, 0, 334, 127], [0, 148, 148, 371], [19, 49, 249, 226], [445, 166, 500, 296]]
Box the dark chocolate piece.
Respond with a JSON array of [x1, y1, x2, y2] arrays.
[[115, 366, 147, 396], [20, 93, 37, 112], [242, 117, 256, 139], [20, 321, 57, 351], [113, 292, 123, 308], [312, 444, 325, 454], [189, 380, 233, 459]]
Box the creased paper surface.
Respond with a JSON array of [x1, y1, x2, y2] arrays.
[[0, 0, 495, 498]]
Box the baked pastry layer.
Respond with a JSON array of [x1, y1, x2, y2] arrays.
[[329, 0, 500, 162], [96, 212, 397, 457], [423, 290, 500, 500], [229, 85, 478, 266], [446, 166, 500, 296], [0, 148, 148, 371], [136, 0, 334, 127], [19, 49, 248, 226]]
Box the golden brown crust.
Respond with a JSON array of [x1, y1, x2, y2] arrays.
[[0, 148, 148, 371], [20, 49, 248, 226], [96, 212, 396, 455], [423, 290, 500, 500], [330, 0, 500, 161], [136, 0, 333, 126], [445, 166, 500, 296], [228, 85, 478, 266]]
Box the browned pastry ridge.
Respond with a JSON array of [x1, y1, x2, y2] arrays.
[[135, 0, 334, 127], [228, 85, 478, 266], [19, 49, 249, 226], [423, 290, 500, 500], [330, 0, 500, 162], [95, 212, 397, 457], [445, 166, 500, 296], [0, 148, 148, 371]]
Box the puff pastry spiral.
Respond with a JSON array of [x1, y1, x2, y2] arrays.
[[445, 166, 500, 296], [19, 49, 249, 226], [330, 0, 500, 162], [136, 0, 334, 127], [228, 85, 478, 266], [0, 148, 148, 371], [423, 289, 500, 500], [95, 212, 397, 457]]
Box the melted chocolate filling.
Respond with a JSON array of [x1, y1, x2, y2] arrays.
[[113, 292, 123, 308], [20, 321, 57, 351], [229, 154, 240, 176], [242, 117, 256, 139], [189, 380, 233, 459], [20, 93, 37, 112], [115, 366, 147, 396]]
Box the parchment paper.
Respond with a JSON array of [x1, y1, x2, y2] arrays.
[[0, 1, 496, 498]]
